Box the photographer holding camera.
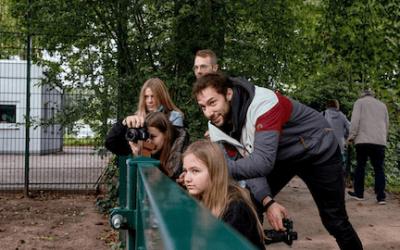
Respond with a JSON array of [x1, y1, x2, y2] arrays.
[[191, 73, 363, 250], [105, 112, 189, 180]]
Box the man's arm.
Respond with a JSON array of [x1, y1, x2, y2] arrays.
[[385, 107, 389, 137], [245, 169, 287, 231], [228, 131, 289, 230], [347, 100, 361, 142], [342, 112, 351, 139], [228, 130, 280, 180]]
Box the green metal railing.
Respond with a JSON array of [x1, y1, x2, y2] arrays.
[[111, 156, 260, 250]]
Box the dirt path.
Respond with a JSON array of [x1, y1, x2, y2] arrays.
[[267, 177, 400, 250], [1, 178, 399, 250], [0, 195, 111, 250]]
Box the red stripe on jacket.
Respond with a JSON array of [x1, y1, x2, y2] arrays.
[[255, 92, 293, 134]]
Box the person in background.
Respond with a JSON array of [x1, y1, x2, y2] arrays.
[[321, 99, 350, 173], [182, 140, 265, 249], [193, 49, 219, 79], [346, 89, 389, 205], [193, 49, 219, 138], [105, 112, 189, 181], [129, 78, 185, 128], [192, 72, 363, 250]]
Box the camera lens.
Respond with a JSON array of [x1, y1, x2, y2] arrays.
[[125, 129, 139, 142]]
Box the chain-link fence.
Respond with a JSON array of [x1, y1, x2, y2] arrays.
[[0, 14, 110, 196]]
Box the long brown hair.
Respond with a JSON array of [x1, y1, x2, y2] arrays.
[[145, 112, 175, 176], [182, 140, 265, 241], [137, 78, 184, 119]]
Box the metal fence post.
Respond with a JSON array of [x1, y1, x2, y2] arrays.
[[126, 156, 137, 249], [24, 33, 31, 198], [117, 155, 128, 244], [110, 156, 160, 249]]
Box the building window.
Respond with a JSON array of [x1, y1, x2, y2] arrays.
[[0, 105, 16, 123]]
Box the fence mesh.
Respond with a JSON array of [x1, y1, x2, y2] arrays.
[[0, 12, 110, 196]]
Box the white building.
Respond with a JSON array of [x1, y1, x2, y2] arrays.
[[0, 60, 63, 154]]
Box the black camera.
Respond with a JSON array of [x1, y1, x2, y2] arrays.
[[125, 124, 149, 143], [264, 218, 298, 246]]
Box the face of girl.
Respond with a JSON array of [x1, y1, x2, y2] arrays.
[[144, 88, 159, 112], [182, 153, 211, 196], [147, 126, 165, 155]]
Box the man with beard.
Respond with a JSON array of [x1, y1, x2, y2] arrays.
[[192, 72, 363, 250], [193, 49, 219, 139]]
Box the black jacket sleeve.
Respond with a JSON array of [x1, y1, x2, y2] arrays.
[[222, 200, 265, 249], [105, 119, 132, 155]]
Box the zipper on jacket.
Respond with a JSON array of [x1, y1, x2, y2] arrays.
[[299, 136, 307, 148]]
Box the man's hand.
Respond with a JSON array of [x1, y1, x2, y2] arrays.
[[204, 130, 210, 139], [263, 197, 288, 231], [345, 139, 352, 147], [266, 202, 288, 231], [123, 115, 145, 128]]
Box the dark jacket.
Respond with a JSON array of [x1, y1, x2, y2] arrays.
[[221, 199, 265, 249], [105, 119, 189, 180]]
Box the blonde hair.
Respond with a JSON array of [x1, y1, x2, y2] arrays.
[[182, 140, 265, 241], [137, 78, 184, 119]]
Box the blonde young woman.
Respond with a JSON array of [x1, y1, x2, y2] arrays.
[[182, 140, 265, 249], [129, 78, 185, 128]]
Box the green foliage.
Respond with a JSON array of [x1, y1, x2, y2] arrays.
[[109, 241, 125, 250], [63, 134, 96, 147], [96, 155, 119, 215], [2, 0, 400, 192]]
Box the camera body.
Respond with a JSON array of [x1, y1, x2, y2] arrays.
[[125, 124, 149, 143], [264, 218, 298, 246]]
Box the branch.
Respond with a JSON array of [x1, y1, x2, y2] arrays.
[[134, 9, 156, 71], [85, 0, 118, 42]]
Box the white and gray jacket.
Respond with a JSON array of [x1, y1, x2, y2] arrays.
[[209, 77, 339, 203]]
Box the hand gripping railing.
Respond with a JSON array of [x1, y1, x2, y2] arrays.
[[110, 156, 259, 250]]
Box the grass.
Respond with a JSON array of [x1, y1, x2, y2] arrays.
[[63, 134, 96, 146], [365, 175, 400, 193]]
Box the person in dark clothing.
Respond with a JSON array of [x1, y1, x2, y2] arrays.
[[191, 72, 363, 250], [105, 112, 189, 181], [182, 140, 265, 249]]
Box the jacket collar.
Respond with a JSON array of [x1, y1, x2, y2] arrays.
[[226, 77, 255, 141]]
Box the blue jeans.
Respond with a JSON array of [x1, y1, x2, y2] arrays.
[[354, 144, 386, 201]]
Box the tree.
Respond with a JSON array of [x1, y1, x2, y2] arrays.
[[2, 0, 399, 172]]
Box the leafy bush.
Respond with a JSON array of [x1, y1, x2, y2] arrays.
[[63, 134, 96, 146], [96, 155, 119, 215]]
